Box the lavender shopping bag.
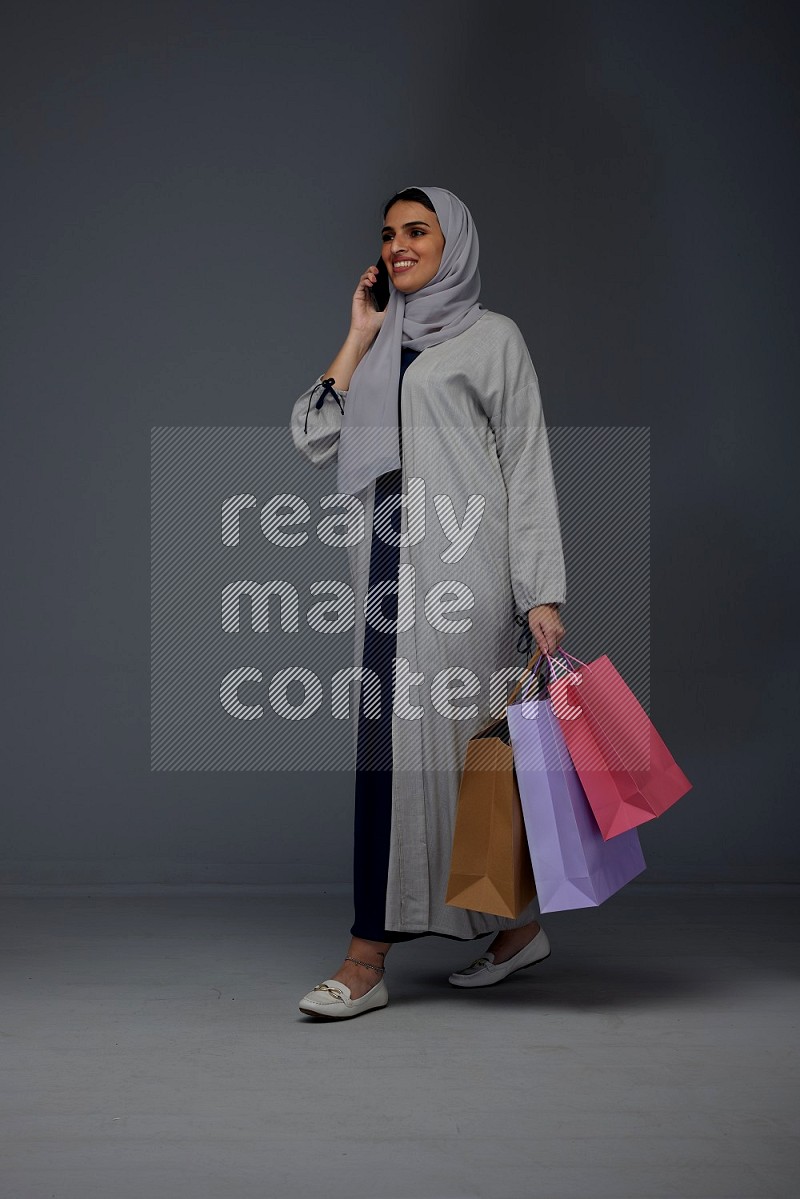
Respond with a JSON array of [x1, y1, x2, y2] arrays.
[[507, 677, 646, 913]]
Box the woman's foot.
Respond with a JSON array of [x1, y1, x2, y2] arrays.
[[329, 937, 391, 1000], [485, 919, 541, 964], [448, 922, 550, 988]]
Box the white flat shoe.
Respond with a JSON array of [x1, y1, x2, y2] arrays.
[[298, 976, 389, 1019], [448, 926, 551, 988]]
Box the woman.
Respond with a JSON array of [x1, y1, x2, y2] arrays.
[[290, 186, 566, 1019]]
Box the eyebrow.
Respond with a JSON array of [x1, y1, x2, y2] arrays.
[[381, 220, 431, 234]]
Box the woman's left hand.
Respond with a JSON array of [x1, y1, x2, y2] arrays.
[[527, 604, 565, 657]]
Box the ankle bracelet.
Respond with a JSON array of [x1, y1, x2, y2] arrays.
[[345, 955, 385, 974]]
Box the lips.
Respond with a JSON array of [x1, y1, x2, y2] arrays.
[[392, 259, 417, 273]]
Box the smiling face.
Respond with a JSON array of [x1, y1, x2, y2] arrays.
[[381, 199, 445, 294]]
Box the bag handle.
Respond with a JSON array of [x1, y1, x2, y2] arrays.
[[551, 647, 590, 671], [510, 645, 592, 706], [470, 644, 589, 740], [468, 651, 547, 743], [505, 650, 546, 709]]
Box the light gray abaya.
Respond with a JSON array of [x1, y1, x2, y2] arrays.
[[290, 309, 567, 937]]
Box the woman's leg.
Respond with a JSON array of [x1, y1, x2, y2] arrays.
[[484, 919, 542, 962], [329, 935, 393, 1000]]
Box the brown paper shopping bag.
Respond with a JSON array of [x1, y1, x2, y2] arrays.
[[445, 656, 546, 917]]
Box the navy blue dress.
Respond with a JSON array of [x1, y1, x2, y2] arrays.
[[348, 347, 493, 946], [349, 346, 425, 942]]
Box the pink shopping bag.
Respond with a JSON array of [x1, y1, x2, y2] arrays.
[[536, 648, 693, 841]]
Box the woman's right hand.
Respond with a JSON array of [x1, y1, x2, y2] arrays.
[[350, 264, 387, 341]]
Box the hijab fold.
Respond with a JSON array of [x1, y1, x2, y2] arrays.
[[336, 185, 486, 497]]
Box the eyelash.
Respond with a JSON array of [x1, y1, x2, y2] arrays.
[[382, 229, 425, 241]]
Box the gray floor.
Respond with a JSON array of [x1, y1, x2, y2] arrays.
[[1, 886, 797, 1199]]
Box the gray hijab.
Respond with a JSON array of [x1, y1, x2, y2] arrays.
[[336, 185, 486, 496]]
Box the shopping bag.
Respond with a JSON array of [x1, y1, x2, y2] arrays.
[[543, 648, 693, 840], [445, 706, 537, 919], [506, 671, 647, 912]]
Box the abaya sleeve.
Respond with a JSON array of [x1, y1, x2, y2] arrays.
[[489, 344, 567, 617], [290, 376, 348, 467]]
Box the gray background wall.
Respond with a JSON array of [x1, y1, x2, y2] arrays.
[[2, 0, 796, 888]]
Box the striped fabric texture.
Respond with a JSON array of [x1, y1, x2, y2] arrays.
[[290, 309, 566, 937]]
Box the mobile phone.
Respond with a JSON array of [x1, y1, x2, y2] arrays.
[[369, 257, 391, 311]]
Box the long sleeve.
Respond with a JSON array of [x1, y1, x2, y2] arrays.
[[290, 376, 348, 467], [490, 347, 567, 617]]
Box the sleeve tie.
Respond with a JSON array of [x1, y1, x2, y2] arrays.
[[304, 377, 345, 434], [514, 611, 534, 658]]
